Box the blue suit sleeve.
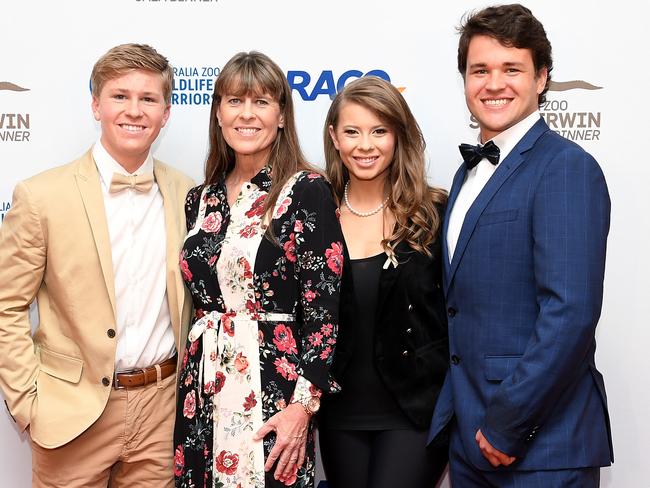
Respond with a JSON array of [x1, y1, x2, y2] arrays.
[[481, 147, 610, 456]]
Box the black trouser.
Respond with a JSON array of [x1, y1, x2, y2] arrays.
[[319, 428, 448, 488]]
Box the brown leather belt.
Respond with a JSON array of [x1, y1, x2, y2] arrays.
[[113, 355, 177, 389]]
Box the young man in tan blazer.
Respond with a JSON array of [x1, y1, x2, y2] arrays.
[[0, 43, 194, 487]]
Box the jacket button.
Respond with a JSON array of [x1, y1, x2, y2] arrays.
[[408, 304, 414, 312], [107, 328, 116, 338], [406, 328, 412, 335], [451, 354, 460, 365], [402, 350, 410, 358], [447, 307, 457, 317], [102, 377, 111, 387]]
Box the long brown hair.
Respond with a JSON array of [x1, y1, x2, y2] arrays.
[[324, 77, 447, 257], [205, 51, 316, 222]]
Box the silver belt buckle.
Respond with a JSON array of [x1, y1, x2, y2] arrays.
[[112, 370, 126, 390]]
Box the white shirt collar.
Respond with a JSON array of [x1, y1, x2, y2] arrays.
[[486, 110, 541, 165], [92, 139, 154, 189]]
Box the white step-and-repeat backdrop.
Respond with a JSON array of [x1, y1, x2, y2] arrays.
[[2, 0, 648, 486]]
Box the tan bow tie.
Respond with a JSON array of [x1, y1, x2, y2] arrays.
[[109, 172, 154, 194]]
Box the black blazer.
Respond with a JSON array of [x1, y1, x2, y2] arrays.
[[330, 237, 449, 429]]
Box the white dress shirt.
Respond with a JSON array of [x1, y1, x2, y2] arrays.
[[93, 141, 175, 371], [447, 111, 541, 261]]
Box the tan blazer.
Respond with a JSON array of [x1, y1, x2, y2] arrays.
[[0, 149, 194, 448]]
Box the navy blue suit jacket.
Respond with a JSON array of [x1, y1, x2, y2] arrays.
[[428, 118, 613, 471]]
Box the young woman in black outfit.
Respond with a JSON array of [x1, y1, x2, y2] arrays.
[[319, 76, 449, 488]]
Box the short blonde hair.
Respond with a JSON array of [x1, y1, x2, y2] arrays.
[[91, 43, 174, 104]]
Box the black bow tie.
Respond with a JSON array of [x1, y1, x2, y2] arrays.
[[459, 141, 500, 170]]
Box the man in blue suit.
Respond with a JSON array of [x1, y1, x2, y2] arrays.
[[428, 4, 613, 486]]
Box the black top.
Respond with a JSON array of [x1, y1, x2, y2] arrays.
[[320, 224, 449, 431], [320, 252, 412, 430]]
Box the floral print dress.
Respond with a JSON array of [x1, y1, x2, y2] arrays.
[[174, 167, 343, 488]]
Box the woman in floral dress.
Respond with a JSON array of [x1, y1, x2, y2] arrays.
[[174, 51, 343, 488]]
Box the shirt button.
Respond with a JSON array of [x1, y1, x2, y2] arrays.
[[107, 329, 116, 338], [102, 377, 111, 387], [451, 354, 461, 365], [406, 328, 413, 335], [447, 307, 457, 317], [407, 304, 414, 312], [402, 350, 410, 358]]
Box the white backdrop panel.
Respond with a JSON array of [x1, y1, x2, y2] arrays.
[[1, 1, 648, 486]]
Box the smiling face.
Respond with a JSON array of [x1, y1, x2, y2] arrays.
[[217, 92, 284, 168], [329, 102, 395, 185], [91, 69, 170, 172], [464, 34, 547, 142]]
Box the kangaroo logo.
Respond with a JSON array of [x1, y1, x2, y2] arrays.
[[0, 82, 30, 92], [549, 80, 602, 92]]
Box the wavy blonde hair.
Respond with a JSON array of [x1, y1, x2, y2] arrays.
[[324, 77, 447, 257]]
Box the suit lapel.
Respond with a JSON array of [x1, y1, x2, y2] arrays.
[[154, 161, 184, 348], [443, 164, 466, 293], [447, 118, 549, 291], [74, 150, 117, 317]]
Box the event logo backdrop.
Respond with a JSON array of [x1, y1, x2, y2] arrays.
[[0, 1, 647, 487]]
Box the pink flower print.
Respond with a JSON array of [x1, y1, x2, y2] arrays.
[[203, 381, 215, 395], [274, 357, 298, 380], [215, 450, 239, 475], [321, 323, 333, 337], [173, 445, 185, 477], [284, 233, 297, 263], [243, 391, 257, 411], [308, 332, 323, 347], [180, 255, 192, 281], [325, 241, 344, 276], [201, 211, 223, 233], [234, 352, 249, 373], [245, 194, 267, 218], [238, 256, 253, 279], [239, 224, 258, 238], [214, 371, 226, 394], [183, 391, 196, 419], [274, 197, 292, 218], [293, 220, 304, 233], [222, 315, 235, 337], [304, 289, 317, 303], [273, 324, 298, 354], [320, 346, 332, 360]]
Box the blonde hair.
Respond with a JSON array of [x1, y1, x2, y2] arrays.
[[324, 77, 447, 257], [91, 43, 174, 104], [205, 51, 318, 226]]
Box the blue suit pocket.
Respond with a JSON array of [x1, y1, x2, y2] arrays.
[[478, 209, 518, 226], [484, 354, 522, 382]]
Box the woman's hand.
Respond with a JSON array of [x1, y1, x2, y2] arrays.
[[253, 402, 310, 485]]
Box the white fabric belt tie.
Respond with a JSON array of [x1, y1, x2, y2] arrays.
[[188, 310, 295, 402]]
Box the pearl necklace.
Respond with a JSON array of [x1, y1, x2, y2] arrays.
[[344, 181, 389, 217]]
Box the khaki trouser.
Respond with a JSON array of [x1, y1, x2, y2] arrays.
[[31, 373, 176, 488]]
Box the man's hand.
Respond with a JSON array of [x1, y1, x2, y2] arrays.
[[475, 429, 516, 467]]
